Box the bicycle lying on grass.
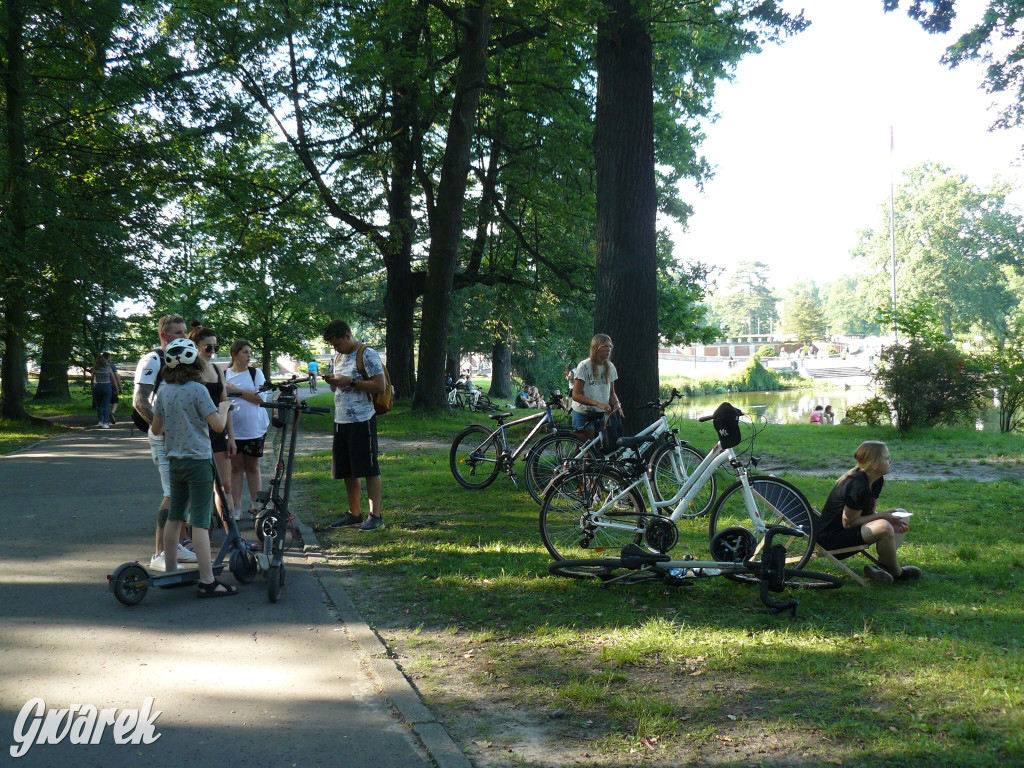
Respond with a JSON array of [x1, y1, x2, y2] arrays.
[[541, 402, 821, 586], [547, 525, 842, 615]]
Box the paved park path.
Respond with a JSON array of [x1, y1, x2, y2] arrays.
[[0, 424, 470, 768]]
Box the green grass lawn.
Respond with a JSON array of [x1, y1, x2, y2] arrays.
[[0, 386, 96, 455], [293, 415, 1024, 767]]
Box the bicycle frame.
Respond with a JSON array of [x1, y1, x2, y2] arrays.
[[470, 406, 559, 464]]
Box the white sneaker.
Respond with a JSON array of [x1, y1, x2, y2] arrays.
[[232, 509, 242, 522], [97, 421, 105, 427], [101, 423, 110, 429], [149, 553, 166, 572], [177, 543, 198, 563]]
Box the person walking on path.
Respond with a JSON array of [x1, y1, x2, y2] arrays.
[[322, 320, 386, 532], [308, 358, 319, 393], [133, 314, 197, 571], [91, 354, 115, 428]]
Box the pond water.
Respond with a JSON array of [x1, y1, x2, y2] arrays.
[[670, 388, 874, 425], [671, 387, 1001, 431]]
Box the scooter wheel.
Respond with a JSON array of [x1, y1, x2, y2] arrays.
[[112, 564, 149, 606], [229, 549, 258, 584], [268, 564, 284, 603]]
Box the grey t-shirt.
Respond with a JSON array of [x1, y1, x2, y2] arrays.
[[153, 381, 217, 460]]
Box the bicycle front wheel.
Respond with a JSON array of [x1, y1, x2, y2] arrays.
[[524, 433, 584, 505], [540, 468, 646, 561], [450, 425, 503, 489], [648, 441, 715, 516], [708, 476, 816, 580]]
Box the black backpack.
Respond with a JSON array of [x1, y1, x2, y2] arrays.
[[131, 349, 164, 433]]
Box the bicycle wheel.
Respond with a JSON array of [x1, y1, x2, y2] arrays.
[[449, 425, 503, 489], [708, 476, 816, 582], [648, 441, 715, 516], [524, 432, 584, 505], [781, 568, 844, 590], [540, 467, 646, 561], [547, 557, 660, 585]]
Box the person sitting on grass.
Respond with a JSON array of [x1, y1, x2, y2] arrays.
[[151, 339, 236, 597], [817, 441, 922, 585]]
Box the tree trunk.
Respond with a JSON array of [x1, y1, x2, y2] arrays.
[[413, 1, 491, 411], [593, 0, 659, 435], [34, 333, 73, 400], [489, 340, 512, 398], [382, 16, 422, 401], [1, 0, 30, 420]]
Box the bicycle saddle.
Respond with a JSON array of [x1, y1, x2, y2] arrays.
[[488, 412, 514, 422], [620, 543, 671, 569]]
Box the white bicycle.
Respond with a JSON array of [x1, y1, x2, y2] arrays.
[[539, 402, 819, 585]]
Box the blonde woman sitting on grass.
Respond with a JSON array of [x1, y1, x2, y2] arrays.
[[817, 441, 922, 585]]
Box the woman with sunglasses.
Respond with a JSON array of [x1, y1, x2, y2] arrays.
[[188, 326, 236, 529]]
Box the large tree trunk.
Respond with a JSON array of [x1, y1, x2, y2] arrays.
[[489, 340, 512, 398], [593, 0, 659, 435], [1, 0, 30, 420], [413, 1, 491, 411], [34, 333, 73, 400], [382, 16, 421, 401]]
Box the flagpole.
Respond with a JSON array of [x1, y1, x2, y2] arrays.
[[889, 125, 898, 341]]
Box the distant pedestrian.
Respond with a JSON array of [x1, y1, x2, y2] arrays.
[[308, 358, 319, 393], [92, 354, 115, 429], [810, 405, 824, 425]]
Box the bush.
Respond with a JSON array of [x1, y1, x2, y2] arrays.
[[874, 339, 987, 431], [844, 397, 891, 426], [730, 358, 782, 392], [754, 345, 776, 359]]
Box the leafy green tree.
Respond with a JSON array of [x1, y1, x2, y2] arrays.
[[821, 275, 881, 336], [984, 345, 1024, 434], [710, 261, 780, 337], [853, 163, 1023, 341], [781, 293, 826, 346], [886, 1, 1024, 130]]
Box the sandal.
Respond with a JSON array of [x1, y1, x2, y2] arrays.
[[197, 579, 239, 598]]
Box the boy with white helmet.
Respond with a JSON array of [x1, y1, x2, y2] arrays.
[[151, 339, 236, 597]]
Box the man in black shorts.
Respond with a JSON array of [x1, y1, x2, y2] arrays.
[[322, 320, 387, 532]]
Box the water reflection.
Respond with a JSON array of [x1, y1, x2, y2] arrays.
[[671, 388, 874, 425], [671, 387, 1000, 430]]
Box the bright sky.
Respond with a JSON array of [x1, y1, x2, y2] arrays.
[[672, 0, 1024, 292]]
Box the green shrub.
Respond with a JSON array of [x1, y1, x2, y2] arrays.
[[844, 397, 891, 426]]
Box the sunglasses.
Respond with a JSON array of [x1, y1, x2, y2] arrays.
[[204, 344, 219, 353]]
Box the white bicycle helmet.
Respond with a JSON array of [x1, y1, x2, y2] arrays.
[[164, 338, 199, 369]]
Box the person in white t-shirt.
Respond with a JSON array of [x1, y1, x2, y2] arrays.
[[322, 320, 387, 532], [224, 339, 267, 521], [570, 333, 622, 436], [133, 314, 198, 572]]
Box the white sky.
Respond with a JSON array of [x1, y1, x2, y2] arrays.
[[672, 0, 1024, 292]]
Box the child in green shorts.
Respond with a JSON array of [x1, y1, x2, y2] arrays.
[[151, 339, 236, 597]]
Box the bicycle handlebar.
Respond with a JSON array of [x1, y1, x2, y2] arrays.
[[259, 374, 311, 392], [643, 388, 682, 411]]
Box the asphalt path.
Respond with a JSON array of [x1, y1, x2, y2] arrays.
[[0, 425, 431, 767]]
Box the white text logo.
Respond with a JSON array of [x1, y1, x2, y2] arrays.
[[10, 697, 162, 758]]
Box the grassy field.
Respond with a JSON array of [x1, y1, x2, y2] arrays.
[[293, 403, 1024, 767], [0, 387, 96, 455]]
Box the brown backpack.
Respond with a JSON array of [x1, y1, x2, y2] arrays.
[[355, 344, 394, 415]]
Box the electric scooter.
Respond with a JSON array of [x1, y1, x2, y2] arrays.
[[108, 466, 260, 606], [251, 376, 331, 602]]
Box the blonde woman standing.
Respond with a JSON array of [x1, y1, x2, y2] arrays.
[[818, 441, 922, 584], [570, 334, 622, 435], [224, 339, 267, 521]]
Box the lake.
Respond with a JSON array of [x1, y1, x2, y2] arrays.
[[672, 387, 1001, 431]]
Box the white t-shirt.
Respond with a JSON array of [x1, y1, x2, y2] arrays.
[[224, 367, 267, 440], [570, 359, 618, 415], [134, 350, 163, 442], [333, 346, 384, 424]]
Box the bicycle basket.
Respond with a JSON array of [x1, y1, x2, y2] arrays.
[[712, 402, 743, 449]]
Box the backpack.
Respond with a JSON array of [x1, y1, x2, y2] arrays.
[[355, 344, 394, 415], [131, 349, 164, 433]]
